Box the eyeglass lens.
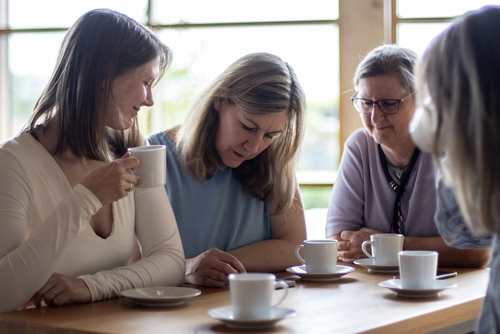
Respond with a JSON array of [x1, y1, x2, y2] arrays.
[[353, 99, 400, 114]]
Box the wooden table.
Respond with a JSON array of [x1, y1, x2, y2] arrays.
[[0, 264, 489, 334]]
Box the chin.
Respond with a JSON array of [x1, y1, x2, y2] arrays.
[[222, 158, 243, 168]]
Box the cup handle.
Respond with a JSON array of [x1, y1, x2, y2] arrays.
[[272, 281, 289, 307], [294, 245, 305, 265], [361, 240, 374, 260]]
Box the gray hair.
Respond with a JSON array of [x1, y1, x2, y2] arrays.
[[354, 44, 418, 94]]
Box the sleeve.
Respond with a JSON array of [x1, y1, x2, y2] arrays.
[[326, 134, 366, 237], [0, 149, 102, 312], [435, 174, 492, 249], [80, 186, 185, 301]]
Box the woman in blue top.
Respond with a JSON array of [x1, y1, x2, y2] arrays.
[[149, 52, 307, 287]]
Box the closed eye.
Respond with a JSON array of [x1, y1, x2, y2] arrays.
[[381, 99, 398, 107], [241, 123, 256, 132]]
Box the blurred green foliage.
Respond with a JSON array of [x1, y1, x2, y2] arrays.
[[299, 186, 332, 210]]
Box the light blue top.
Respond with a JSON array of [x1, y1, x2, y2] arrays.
[[148, 131, 270, 259], [435, 177, 495, 332]]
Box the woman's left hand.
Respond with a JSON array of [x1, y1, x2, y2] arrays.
[[337, 227, 381, 262], [30, 273, 92, 308]]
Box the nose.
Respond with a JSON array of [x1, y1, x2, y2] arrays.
[[370, 103, 385, 122], [243, 133, 262, 155], [143, 86, 154, 107]]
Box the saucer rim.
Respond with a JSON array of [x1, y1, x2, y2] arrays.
[[353, 258, 399, 272], [207, 306, 296, 328], [286, 265, 355, 279], [378, 278, 457, 296], [121, 286, 202, 306]]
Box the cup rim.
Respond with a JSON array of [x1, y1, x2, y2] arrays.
[[371, 234, 404, 238], [128, 145, 166, 152], [302, 239, 338, 244], [228, 273, 276, 281], [399, 250, 438, 256]]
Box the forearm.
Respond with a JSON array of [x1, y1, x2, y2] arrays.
[[403, 236, 490, 267], [228, 238, 302, 272]]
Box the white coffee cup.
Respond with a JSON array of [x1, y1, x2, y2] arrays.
[[229, 273, 288, 320], [127, 145, 166, 188], [295, 239, 338, 274], [362, 234, 404, 265], [399, 250, 438, 289]]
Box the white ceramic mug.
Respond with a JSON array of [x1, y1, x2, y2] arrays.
[[295, 239, 338, 274], [229, 273, 288, 320], [127, 145, 166, 188], [362, 234, 404, 265], [399, 250, 438, 289]]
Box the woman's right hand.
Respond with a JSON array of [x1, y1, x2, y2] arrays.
[[185, 248, 246, 287], [81, 153, 139, 206]]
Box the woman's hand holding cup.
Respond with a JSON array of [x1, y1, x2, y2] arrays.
[[81, 153, 139, 206]]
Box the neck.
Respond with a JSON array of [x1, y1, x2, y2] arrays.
[[380, 139, 416, 167]]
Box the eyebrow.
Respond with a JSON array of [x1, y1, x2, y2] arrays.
[[243, 116, 284, 135]]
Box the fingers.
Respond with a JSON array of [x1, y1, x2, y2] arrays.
[[118, 156, 140, 171], [337, 240, 349, 251], [186, 249, 246, 287], [31, 273, 92, 308]]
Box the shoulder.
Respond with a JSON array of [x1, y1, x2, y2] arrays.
[[147, 127, 178, 146], [343, 128, 377, 159], [345, 128, 373, 146], [0, 133, 34, 158]]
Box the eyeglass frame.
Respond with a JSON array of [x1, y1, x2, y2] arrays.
[[351, 92, 415, 115]]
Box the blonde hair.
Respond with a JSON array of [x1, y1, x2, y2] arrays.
[[417, 6, 500, 234], [176, 52, 306, 215]]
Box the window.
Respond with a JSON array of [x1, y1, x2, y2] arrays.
[[1, 1, 496, 238]]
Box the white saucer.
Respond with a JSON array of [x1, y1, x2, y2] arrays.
[[353, 258, 399, 273], [378, 279, 457, 298], [286, 265, 355, 281], [121, 287, 201, 307], [208, 306, 296, 329]]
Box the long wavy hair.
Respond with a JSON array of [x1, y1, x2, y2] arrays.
[[416, 5, 500, 234], [25, 8, 172, 160], [176, 52, 306, 215]]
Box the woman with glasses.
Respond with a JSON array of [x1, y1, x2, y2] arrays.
[[326, 44, 489, 267]]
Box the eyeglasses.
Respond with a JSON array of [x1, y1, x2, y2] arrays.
[[351, 92, 414, 115]]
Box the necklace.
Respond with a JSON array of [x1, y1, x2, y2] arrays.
[[378, 145, 421, 235], [395, 166, 407, 179]]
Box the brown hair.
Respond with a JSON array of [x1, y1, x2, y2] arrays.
[[25, 8, 172, 160]]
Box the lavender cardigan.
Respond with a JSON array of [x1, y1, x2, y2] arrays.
[[326, 129, 439, 237]]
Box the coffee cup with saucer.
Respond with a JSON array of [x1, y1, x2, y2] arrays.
[[378, 250, 456, 297], [207, 273, 296, 329], [354, 234, 404, 273], [288, 239, 355, 281]]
